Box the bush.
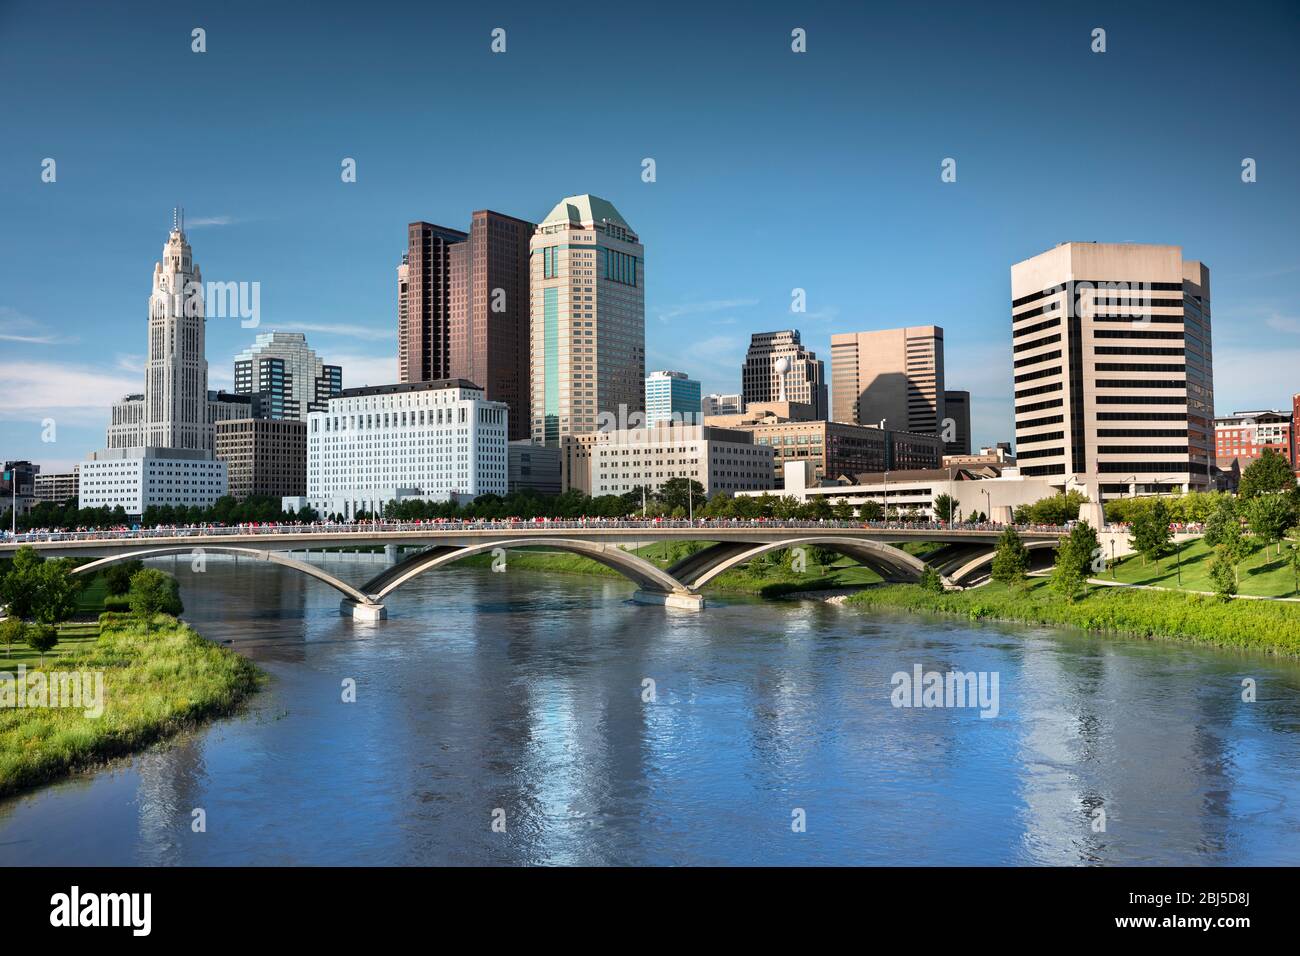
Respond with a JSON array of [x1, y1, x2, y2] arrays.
[[103, 560, 144, 596], [919, 565, 944, 593]]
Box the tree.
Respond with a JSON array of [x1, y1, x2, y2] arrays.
[[990, 527, 1030, 589], [932, 494, 957, 523], [1051, 521, 1100, 604], [658, 477, 704, 514], [31, 558, 82, 624], [0, 617, 25, 659], [1209, 547, 1239, 600], [1203, 497, 1238, 548], [103, 559, 144, 596], [1129, 499, 1171, 568], [128, 568, 175, 632], [1247, 493, 1297, 556], [1238, 448, 1297, 499], [1215, 518, 1249, 588], [24, 623, 57, 666], [858, 500, 883, 521], [0, 546, 44, 619], [832, 499, 856, 521], [919, 565, 944, 593], [1289, 543, 1300, 598]]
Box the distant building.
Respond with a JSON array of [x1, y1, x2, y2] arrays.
[[831, 326, 946, 434], [1214, 410, 1293, 484], [1011, 242, 1214, 497], [305, 379, 507, 519], [944, 443, 1015, 468], [741, 330, 827, 420], [645, 370, 701, 426], [508, 440, 561, 495], [1, 461, 39, 516], [79, 448, 227, 515], [701, 393, 744, 417], [33, 467, 79, 503], [530, 194, 645, 446], [701, 407, 943, 488], [105, 213, 240, 455], [943, 389, 971, 455], [399, 222, 469, 384], [449, 210, 535, 440], [560, 433, 602, 495], [215, 418, 308, 501], [742, 460, 1060, 524], [589, 423, 773, 497], [234, 331, 342, 421]]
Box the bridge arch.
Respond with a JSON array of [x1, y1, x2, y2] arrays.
[[683, 536, 933, 589], [69, 546, 373, 606], [947, 539, 1060, 585], [361, 537, 691, 602]]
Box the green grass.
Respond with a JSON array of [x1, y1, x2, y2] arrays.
[[452, 543, 887, 595], [0, 612, 263, 798], [1107, 536, 1300, 598], [0, 621, 102, 672], [846, 579, 1300, 656]]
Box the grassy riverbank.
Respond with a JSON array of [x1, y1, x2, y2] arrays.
[[845, 580, 1300, 656], [0, 612, 263, 798], [453, 543, 888, 595], [1108, 536, 1300, 597]]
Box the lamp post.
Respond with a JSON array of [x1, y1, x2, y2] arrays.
[[883, 471, 890, 521], [982, 488, 991, 525]]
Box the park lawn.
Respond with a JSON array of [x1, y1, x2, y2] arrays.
[[0, 620, 102, 672], [0, 612, 262, 798], [846, 579, 1300, 656], [1107, 536, 1300, 598]]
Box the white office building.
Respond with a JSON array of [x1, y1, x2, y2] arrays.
[[302, 379, 508, 519], [79, 447, 228, 514], [590, 423, 773, 497], [645, 370, 701, 426]]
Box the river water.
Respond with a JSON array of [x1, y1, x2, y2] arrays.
[[2, 555, 1298, 866]]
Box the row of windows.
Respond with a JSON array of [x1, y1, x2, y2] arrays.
[[1013, 333, 1062, 354], [1014, 349, 1061, 368], [1097, 445, 1189, 455]]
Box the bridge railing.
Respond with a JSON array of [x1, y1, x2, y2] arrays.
[[0, 517, 1079, 545]]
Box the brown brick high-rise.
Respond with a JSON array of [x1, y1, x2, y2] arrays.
[[399, 221, 468, 384], [450, 210, 534, 440]]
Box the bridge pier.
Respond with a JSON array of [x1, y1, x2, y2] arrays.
[[340, 599, 387, 622], [631, 589, 705, 611]]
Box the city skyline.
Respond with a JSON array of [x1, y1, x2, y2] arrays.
[[2, 1, 1298, 471]]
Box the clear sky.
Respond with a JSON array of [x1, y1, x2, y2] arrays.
[[1, 0, 1297, 471]]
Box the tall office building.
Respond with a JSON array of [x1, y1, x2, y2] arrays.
[[234, 331, 342, 421], [399, 221, 469, 384], [530, 194, 645, 446], [943, 389, 971, 455], [830, 326, 946, 434], [107, 211, 225, 453], [1010, 242, 1213, 497], [645, 370, 701, 425], [449, 210, 534, 440], [741, 330, 827, 420]]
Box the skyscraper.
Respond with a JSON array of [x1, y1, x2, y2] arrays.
[[449, 210, 534, 440], [943, 389, 971, 456], [830, 326, 946, 434], [1010, 242, 1213, 497], [741, 330, 827, 419], [106, 211, 229, 453], [530, 195, 644, 446], [234, 331, 342, 421], [645, 370, 701, 425], [399, 221, 468, 384]]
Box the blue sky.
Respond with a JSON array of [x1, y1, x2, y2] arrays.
[[1, 0, 1297, 471]]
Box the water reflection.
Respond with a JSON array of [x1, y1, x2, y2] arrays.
[[1, 555, 1298, 866]]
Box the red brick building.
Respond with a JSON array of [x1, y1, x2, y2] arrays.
[[1214, 409, 1293, 485]]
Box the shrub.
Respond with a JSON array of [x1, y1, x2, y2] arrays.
[[24, 623, 58, 665]]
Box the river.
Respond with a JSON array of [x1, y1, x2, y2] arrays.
[[2, 555, 1298, 866]]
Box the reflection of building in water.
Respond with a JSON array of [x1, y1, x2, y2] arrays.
[[1013, 643, 1231, 864], [135, 734, 207, 866]]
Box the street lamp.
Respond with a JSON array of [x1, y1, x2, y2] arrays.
[[981, 489, 991, 525], [883, 471, 890, 521]]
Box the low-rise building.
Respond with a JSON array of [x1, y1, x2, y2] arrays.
[[742, 460, 1061, 523], [590, 423, 773, 497], [304, 379, 508, 519], [79, 448, 227, 515], [701, 393, 745, 417], [1214, 409, 1292, 483], [215, 418, 307, 501], [33, 467, 79, 503]]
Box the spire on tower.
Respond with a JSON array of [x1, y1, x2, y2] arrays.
[[172, 207, 179, 231]]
